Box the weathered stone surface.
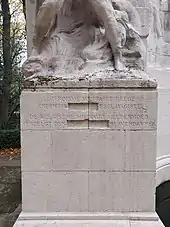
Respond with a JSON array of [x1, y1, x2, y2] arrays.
[[16, 83, 161, 226], [23, 71, 157, 89], [89, 90, 157, 130], [21, 89, 157, 131], [13, 212, 163, 227], [130, 220, 165, 227], [89, 172, 155, 212], [22, 130, 156, 172], [21, 131, 53, 172], [158, 55, 170, 69], [52, 131, 125, 171], [14, 220, 130, 227], [22, 171, 155, 213], [21, 90, 88, 130], [136, 7, 150, 34], [24, 0, 147, 77], [125, 131, 156, 171], [22, 172, 88, 212], [161, 43, 170, 56]]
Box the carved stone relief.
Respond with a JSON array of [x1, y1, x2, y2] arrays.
[[25, 0, 170, 73], [146, 0, 170, 67], [23, 0, 147, 78]]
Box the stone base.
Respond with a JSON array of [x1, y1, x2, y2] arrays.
[[13, 212, 164, 227]]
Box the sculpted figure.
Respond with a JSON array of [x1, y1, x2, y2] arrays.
[[111, 0, 146, 69], [23, 0, 146, 78]]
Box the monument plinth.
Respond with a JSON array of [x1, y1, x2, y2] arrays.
[[14, 72, 164, 226], [13, 1, 165, 225]]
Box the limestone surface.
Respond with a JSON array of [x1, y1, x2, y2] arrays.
[[23, 0, 146, 78]]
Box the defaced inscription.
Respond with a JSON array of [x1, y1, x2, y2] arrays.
[[89, 92, 157, 130], [22, 92, 89, 130], [40, 94, 88, 103], [22, 92, 156, 130], [89, 94, 145, 102]]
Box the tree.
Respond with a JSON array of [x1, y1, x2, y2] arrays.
[[0, 0, 26, 128], [0, 0, 12, 127]]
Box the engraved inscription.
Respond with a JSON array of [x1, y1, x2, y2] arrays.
[[39, 104, 68, 109], [89, 92, 156, 130], [22, 91, 156, 130], [67, 120, 109, 129], [89, 113, 149, 120], [29, 113, 88, 121], [109, 121, 156, 128], [89, 95, 145, 103], [40, 94, 88, 103], [98, 103, 147, 111], [22, 111, 88, 130], [23, 120, 67, 129]]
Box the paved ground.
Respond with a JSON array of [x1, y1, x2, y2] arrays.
[[0, 155, 21, 227]]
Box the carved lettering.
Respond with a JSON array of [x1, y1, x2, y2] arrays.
[[98, 103, 146, 110], [39, 104, 68, 109], [28, 113, 87, 121], [110, 121, 156, 128], [41, 95, 87, 103], [89, 113, 149, 120], [23, 120, 67, 129], [90, 95, 145, 102], [22, 93, 155, 130]]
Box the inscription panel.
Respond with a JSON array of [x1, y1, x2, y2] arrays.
[[21, 91, 88, 130], [89, 91, 157, 130], [21, 90, 157, 130]]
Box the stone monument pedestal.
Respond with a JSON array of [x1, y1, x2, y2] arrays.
[[14, 72, 164, 226]]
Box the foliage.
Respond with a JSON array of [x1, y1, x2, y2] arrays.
[[0, 129, 20, 149], [0, 0, 26, 129]]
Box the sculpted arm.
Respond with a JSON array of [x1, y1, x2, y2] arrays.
[[89, 0, 122, 70], [33, 0, 65, 53]]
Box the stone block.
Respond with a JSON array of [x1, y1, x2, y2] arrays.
[[89, 172, 155, 212], [13, 212, 164, 227], [161, 43, 170, 56], [157, 133, 170, 157], [160, 0, 169, 11], [89, 90, 157, 130], [21, 89, 157, 131], [163, 12, 170, 31], [21, 131, 52, 171], [130, 220, 164, 227], [14, 220, 130, 227], [21, 90, 88, 130], [22, 172, 88, 212], [136, 7, 150, 34], [125, 131, 156, 171], [52, 131, 125, 171], [158, 55, 170, 69], [157, 88, 170, 134]]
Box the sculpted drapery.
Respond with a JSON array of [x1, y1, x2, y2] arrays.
[[24, 0, 146, 78]]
